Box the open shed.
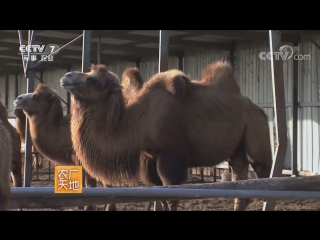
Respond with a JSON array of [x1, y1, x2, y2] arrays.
[[0, 30, 319, 211]]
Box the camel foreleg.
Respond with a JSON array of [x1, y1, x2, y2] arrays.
[[228, 146, 250, 211], [140, 153, 168, 211], [156, 147, 188, 211], [102, 183, 117, 211], [83, 173, 97, 211]]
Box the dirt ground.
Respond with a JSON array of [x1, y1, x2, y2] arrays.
[[10, 159, 320, 211]]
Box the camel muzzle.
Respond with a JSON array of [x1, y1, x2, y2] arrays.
[[13, 93, 31, 109], [60, 76, 78, 91]]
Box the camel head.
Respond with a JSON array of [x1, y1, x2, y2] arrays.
[[13, 108, 25, 119], [60, 64, 121, 101], [13, 83, 62, 117]]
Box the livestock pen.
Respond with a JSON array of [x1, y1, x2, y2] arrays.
[[1, 30, 320, 211]]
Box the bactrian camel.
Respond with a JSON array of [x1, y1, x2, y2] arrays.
[[13, 84, 116, 211], [59, 62, 272, 211], [0, 100, 23, 187], [13, 108, 45, 170], [0, 119, 12, 210], [121, 67, 168, 210]]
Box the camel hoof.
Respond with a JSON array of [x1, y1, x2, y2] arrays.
[[234, 198, 250, 211], [84, 205, 95, 211], [105, 204, 116, 211]]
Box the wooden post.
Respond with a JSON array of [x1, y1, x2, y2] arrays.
[[263, 30, 288, 211]]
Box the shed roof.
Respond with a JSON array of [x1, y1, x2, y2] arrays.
[[0, 30, 317, 74]]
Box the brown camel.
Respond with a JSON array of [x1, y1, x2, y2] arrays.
[[198, 61, 272, 208], [13, 108, 26, 143], [0, 101, 23, 187], [0, 119, 12, 210], [121, 68, 169, 210], [13, 84, 116, 211], [60, 63, 272, 211], [13, 108, 43, 170]]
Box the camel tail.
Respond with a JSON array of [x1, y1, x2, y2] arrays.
[[201, 60, 235, 84], [121, 67, 144, 89]]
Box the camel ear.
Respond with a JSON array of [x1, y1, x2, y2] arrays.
[[47, 93, 55, 101], [103, 80, 121, 93]]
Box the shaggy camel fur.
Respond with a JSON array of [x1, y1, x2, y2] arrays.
[[13, 84, 116, 211], [60, 63, 272, 211], [198, 61, 272, 208], [13, 108, 43, 170], [0, 101, 23, 187], [121, 67, 144, 105], [0, 119, 12, 210], [121, 68, 168, 210], [13, 108, 26, 144], [122, 67, 188, 103]]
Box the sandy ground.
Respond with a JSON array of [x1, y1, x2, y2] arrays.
[[10, 159, 320, 211]]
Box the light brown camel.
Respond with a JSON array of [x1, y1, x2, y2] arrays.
[[0, 119, 12, 210], [59, 62, 272, 211], [13, 108, 43, 170], [13, 84, 116, 211], [0, 101, 23, 187]]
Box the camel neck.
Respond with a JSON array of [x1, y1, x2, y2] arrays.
[[70, 93, 146, 185]]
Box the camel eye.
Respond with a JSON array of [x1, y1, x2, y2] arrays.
[[86, 77, 98, 85]]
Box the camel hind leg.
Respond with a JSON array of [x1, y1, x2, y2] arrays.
[[244, 107, 273, 179], [156, 147, 189, 211], [228, 145, 250, 211], [140, 153, 169, 211]]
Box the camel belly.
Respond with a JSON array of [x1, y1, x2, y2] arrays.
[[187, 121, 245, 167]]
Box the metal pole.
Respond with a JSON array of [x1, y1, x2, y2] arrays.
[[263, 30, 288, 211], [39, 71, 44, 83], [25, 30, 34, 73], [97, 36, 101, 64], [291, 40, 299, 177], [178, 55, 183, 71], [152, 30, 170, 211], [135, 59, 141, 69], [66, 66, 71, 114], [81, 30, 91, 188], [24, 39, 35, 188], [17, 30, 27, 76], [15, 74, 19, 98], [4, 75, 9, 107], [82, 30, 91, 72], [159, 30, 169, 72]]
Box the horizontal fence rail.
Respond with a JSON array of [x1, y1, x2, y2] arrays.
[[9, 175, 320, 209]]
